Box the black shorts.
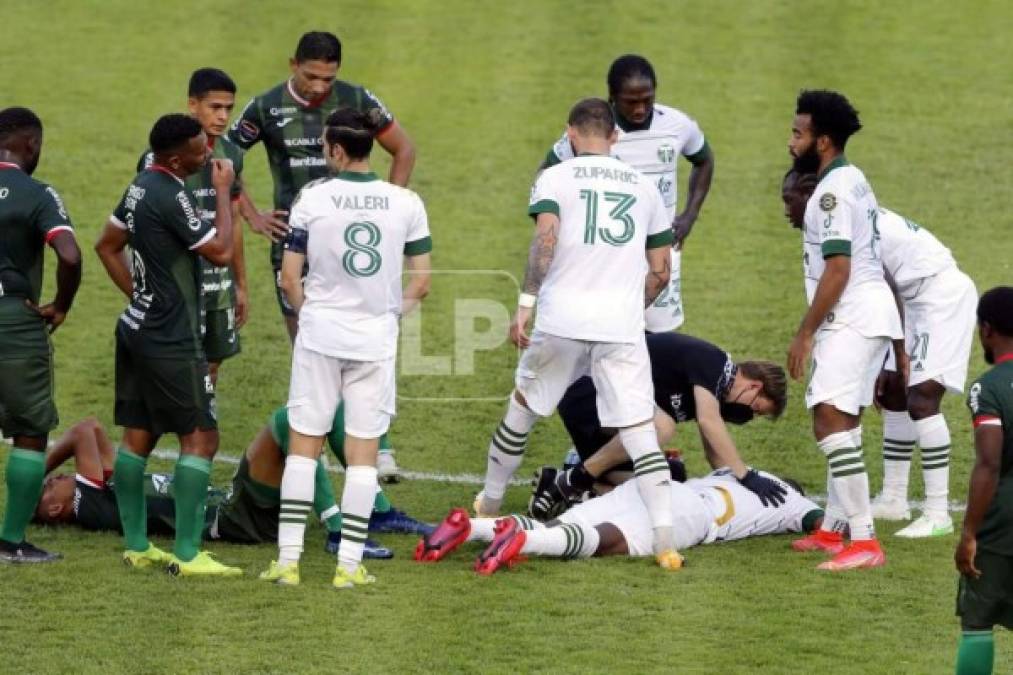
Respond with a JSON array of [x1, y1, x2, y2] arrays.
[[203, 307, 241, 363], [114, 336, 217, 436], [0, 301, 57, 437], [557, 376, 634, 473], [957, 549, 1013, 630], [212, 455, 280, 544]]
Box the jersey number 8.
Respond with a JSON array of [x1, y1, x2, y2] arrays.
[[342, 221, 382, 278]]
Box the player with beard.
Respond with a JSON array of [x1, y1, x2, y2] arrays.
[[784, 90, 902, 571], [541, 54, 714, 332]]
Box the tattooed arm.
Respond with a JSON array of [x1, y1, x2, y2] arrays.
[[644, 244, 671, 307], [510, 212, 560, 348]]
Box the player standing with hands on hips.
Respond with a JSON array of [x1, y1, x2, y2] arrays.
[[259, 107, 431, 588]]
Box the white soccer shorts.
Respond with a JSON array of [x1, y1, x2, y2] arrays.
[[515, 331, 654, 428], [559, 480, 711, 556], [883, 268, 977, 393], [805, 326, 890, 415], [287, 340, 395, 439], [645, 247, 684, 332]]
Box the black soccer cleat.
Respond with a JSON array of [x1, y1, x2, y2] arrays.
[[0, 539, 62, 564], [528, 466, 567, 521]]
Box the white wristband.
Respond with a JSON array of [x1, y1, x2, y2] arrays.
[[518, 293, 536, 308]]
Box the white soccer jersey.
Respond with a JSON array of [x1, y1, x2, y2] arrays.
[[528, 154, 672, 343], [688, 469, 821, 544], [802, 158, 901, 339], [550, 103, 706, 219], [287, 171, 431, 360], [875, 208, 957, 299]]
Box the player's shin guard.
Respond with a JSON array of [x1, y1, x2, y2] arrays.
[[0, 448, 46, 544], [172, 454, 212, 562], [821, 429, 874, 540], [113, 447, 150, 552], [277, 454, 316, 566], [481, 396, 537, 511], [881, 410, 915, 500], [521, 522, 599, 559], [956, 630, 994, 675], [621, 422, 674, 554], [914, 414, 950, 515], [469, 515, 545, 542], [337, 465, 378, 574]]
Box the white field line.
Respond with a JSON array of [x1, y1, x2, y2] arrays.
[[149, 449, 968, 513]]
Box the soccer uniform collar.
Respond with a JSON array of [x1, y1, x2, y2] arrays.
[[996, 353, 1013, 364], [147, 164, 185, 185], [818, 155, 849, 182], [0, 161, 22, 171], [287, 78, 330, 109], [336, 170, 379, 182]]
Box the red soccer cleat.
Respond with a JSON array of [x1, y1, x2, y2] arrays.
[[414, 508, 472, 563], [817, 539, 886, 571], [791, 529, 846, 555], [474, 518, 527, 576]]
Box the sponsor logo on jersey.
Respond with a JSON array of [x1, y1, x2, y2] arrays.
[[269, 107, 298, 115], [283, 137, 322, 147], [717, 356, 736, 399], [176, 191, 203, 231], [289, 157, 326, 168], [125, 184, 146, 211], [46, 186, 69, 220], [969, 382, 981, 413], [819, 192, 837, 212], [275, 117, 295, 128], [668, 393, 688, 422], [192, 187, 216, 198], [657, 143, 675, 163], [0, 187, 8, 200], [235, 119, 260, 143], [151, 473, 172, 496]]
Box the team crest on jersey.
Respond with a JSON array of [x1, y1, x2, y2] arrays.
[[657, 143, 675, 164], [818, 193, 837, 212], [236, 119, 260, 143]]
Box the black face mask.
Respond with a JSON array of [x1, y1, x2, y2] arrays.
[[720, 402, 755, 425]]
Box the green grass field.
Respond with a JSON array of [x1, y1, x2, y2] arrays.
[[2, 0, 1012, 671]]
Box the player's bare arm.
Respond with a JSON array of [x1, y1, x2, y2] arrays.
[[32, 230, 81, 333], [44, 418, 111, 480], [230, 198, 249, 327], [673, 147, 714, 247], [402, 252, 431, 316], [644, 244, 671, 307], [94, 222, 133, 298], [512, 212, 560, 347], [279, 248, 306, 314], [376, 122, 416, 187], [192, 158, 235, 265], [694, 386, 749, 478], [955, 424, 1003, 578], [788, 254, 849, 381]]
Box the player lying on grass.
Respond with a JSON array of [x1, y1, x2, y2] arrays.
[[33, 411, 431, 556], [783, 168, 977, 539], [528, 332, 789, 520], [419, 467, 822, 574]]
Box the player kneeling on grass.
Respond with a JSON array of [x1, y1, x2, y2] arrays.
[[529, 332, 788, 520], [418, 467, 821, 574], [260, 107, 432, 588], [953, 287, 1013, 675]]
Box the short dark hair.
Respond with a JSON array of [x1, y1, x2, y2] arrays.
[[607, 54, 657, 96], [782, 168, 818, 193], [737, 360, 788, 419], [295, 31, 341, 63], [977, 286, 1013, 337], [149, 113, 203, 154], [324, 107, 385, 159], [0, 106, 42, 143], [567, 98, 615, 138], [188, 68, 236, 98], [796, 89, 862, 150]]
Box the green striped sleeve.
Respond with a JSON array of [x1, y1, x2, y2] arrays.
[[404, 236, 432, 256], [528, 199, 560, 217], [646, 229, 675, 249], [821, 239, 851, 258]]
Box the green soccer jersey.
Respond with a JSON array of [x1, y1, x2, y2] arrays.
[[967, 354, 1013, 555], [0, 162, 74, 307], [227, 78, 394, 212], [73, 473, 223, 535], [110, 167, 216, 358], [137, 138, 244, 311]]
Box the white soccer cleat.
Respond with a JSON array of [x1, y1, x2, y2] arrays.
[[894, 513, 953, 538], [472, 490, 501, 518], [870, 494, 911, 521], [377, 450, 400, 484]]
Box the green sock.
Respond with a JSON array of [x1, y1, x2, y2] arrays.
[[314, 458, 343, 532], [173, 455, 212, 562], [1, 448, 46, 544], [373, 489, 392, 513], [113, 447, 149, 552], [956, 631, 994, 675]]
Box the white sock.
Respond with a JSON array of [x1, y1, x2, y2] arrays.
[[278, 454, 317, 566], [337, 465, 378, 573], [881, 410, 915, 500], [482, 396, 538, 507], [621, 422, 673, 553], [822, 469, 849, 534], [520, 522, 599, 559], [467, 515, 544, 543], [915, 414, 951, 516], [820, 430, 875, 540]]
